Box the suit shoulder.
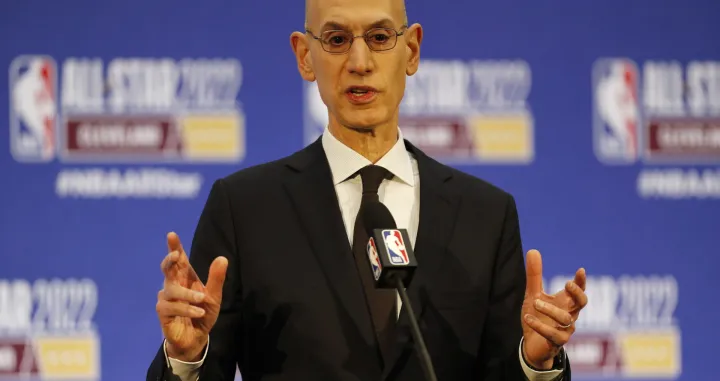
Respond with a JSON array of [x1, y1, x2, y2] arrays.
[[413, 150, 517, 221], [218, 140, 323, 189], [455, 170, 510, 198], [220, 156, 293, 188], [434, 161, 513, 203]]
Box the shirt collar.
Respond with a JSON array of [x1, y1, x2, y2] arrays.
[[321, 127, 415, 187]]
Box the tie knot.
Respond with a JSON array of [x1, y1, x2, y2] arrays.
[[358, 165, 392, 195]]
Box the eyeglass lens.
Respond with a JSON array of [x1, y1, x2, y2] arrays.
[[320, 28, 398, 52]]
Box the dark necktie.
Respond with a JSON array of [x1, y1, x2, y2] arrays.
[[351, 164, 397, 368]]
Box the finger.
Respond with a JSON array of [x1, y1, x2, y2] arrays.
[[573, 268, 587, 291], [163, 283, 205, 303], [167, 231, 185, 255], [161, 251, 181, 278], [156, 299, 205, 319], [525, 250, 544, 296], [565, 280, 588, 311], [534, 299, 573, 327], [205, 256, 229, 300], [524, 314, 571, 347]]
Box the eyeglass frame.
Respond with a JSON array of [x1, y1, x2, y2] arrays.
[[305, 25, 408, 54]]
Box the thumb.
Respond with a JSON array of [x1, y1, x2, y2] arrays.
[[574, 267, 587, 291], [525, 249, 544, 296], [206, 256, 229, 301]]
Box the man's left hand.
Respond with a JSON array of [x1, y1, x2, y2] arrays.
[[521, 249, 588, 370]]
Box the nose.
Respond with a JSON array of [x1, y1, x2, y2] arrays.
[[346, 38, 374, 75]]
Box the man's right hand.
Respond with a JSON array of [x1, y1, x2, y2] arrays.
[[157, 232, 228, 362]]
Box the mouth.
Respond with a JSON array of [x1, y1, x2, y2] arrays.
[[345, 86, 378, 104]]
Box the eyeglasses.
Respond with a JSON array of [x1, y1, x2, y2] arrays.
[[306, 26, 407, 54]]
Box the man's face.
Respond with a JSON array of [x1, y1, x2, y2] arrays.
[[292, 0, 422, 132]]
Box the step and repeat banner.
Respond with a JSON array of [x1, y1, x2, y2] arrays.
[[0, 1, 718, 380]]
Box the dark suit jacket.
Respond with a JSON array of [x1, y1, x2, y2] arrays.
[[147, 138, 571, 381]]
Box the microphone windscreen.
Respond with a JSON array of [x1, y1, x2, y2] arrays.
[[361, 201, 397, 232]]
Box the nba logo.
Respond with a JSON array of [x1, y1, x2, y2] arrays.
[[366, 238, 382, 281], [382, 230, 409, 265], [592, 58, 640, 164], [9, 55, 58, 162]]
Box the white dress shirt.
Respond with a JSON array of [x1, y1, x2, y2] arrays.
[[165, 127, 563, 381]]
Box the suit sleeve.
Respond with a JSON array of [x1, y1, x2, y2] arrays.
[[474, 194, 570, 381], [473, 193, 530, 380], [147, 178, 243, 381]]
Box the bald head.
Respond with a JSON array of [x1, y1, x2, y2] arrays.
[[305, 0, 408, 29], [290, 0, 423, 148]]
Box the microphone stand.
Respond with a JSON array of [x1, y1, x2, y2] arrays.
[[395, 277, 437, 381]]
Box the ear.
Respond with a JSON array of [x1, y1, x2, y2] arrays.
[[404, 23, 423, 76], [290, 31, 316, 82]]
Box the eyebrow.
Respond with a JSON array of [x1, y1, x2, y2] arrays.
[[319, 18, 396, 32]]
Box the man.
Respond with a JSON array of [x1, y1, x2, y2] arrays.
[[147, 0, 589, 379]]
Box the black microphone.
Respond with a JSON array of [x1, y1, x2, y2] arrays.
[[361, 201, 437, 381]]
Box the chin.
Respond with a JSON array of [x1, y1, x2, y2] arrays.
[[339, 108, 390, 131], [345, 125, 376, 134]]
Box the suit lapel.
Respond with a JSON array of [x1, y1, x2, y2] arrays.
[[282, 139, 378, 354], [382, 140, 461, 380]]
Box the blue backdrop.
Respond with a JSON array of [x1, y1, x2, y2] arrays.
[[1, 0, 718, 380]]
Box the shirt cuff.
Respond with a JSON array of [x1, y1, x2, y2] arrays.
[[163, 337, 208, 381], [518, 338, 564, 381]]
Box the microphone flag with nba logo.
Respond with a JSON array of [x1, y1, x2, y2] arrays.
[[361, 201, 418, 289]]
